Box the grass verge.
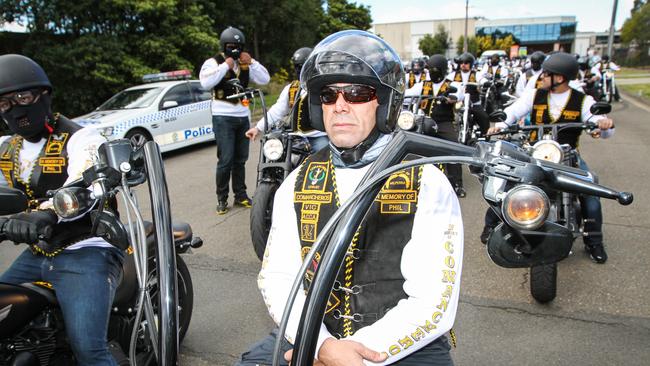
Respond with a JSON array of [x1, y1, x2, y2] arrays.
[[619, 83, 650, 104]]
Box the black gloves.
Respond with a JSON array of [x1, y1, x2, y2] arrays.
[[4, 209, 57, 244]]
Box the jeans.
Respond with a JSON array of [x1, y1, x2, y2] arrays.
[[0, 246, 125, 366], [212, 115, 250, 202], [235, 328, 453, 366], [577, 156, 604, 247]]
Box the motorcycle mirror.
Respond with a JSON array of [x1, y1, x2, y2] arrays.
[[0, 186, 29, 215], [590, 102, 611, 115], [489, 110, 507, 122]]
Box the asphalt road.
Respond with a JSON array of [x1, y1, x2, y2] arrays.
[[1, 98, 649, 365]]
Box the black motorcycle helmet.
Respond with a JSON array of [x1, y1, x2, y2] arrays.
[[458, 52, 475, 67], [542, 52, 579, 87], [301, 30, 405, 135], [411, 58, 425, 75], [602, 55, 610, 62], [0, 54, 54, 142], [291, 47, 313, 79], [220, 26, 245, 59], [529, 51, 546, 72], [427, 54, 448, 83]]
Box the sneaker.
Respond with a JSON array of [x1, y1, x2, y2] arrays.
[[454, 186, 467, 198], [480, 225, 493, 244], [216, 201, 228, 215], [585, 244, 608, 264], [234, 196, 252, 208]]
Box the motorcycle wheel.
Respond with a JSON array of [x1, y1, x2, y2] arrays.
[[134, 254, 194, 365], [530, 263, 557, 303], [250, 182, 280, 261]]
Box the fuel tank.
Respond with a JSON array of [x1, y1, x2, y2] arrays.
[[0, 283, 51, 338]]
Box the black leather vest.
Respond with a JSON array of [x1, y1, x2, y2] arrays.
[[211, 54, 250, 104], [452, 70, 476, 83], [421, 80, 455, 123], [531, 89, 585, 148], [287, 80, 314, 134], [293, 148, 421, 337]]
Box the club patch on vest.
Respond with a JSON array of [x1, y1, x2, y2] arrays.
[[376, 167, 418, 214], [561, 110, 580, 120], [295, 162, 333, 242]]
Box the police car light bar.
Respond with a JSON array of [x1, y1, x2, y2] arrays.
[[142, 69, 192, 82]]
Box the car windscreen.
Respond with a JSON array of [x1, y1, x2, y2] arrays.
[[96, 87, 163, 110]]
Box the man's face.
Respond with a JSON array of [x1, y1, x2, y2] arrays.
[[540, 72, 565, 90], [460, 61, 471, 72], [321, 83, 378, 148]]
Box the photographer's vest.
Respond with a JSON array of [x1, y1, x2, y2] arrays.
[[531, 89, 585, 148], [487, 65, 501, 78], [452, 70, 476, 84], [420, 80, 455, 123], [526, 70, 543, 89], [211, 53, 250, 104], [287, 80, 314, 133], [0, 116, 96, 256], [293, 148, 421, 337]]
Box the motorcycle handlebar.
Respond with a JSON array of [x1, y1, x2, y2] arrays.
[[549, 170, 633, 205], [226, 88, 259, 100]]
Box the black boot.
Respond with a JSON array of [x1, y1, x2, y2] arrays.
[[585, 244, 608, 264]]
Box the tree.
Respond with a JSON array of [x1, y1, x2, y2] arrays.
[[621, 1, 650, 65], [456, 35, 479, 55], [320, 0, 373, 37], [419, 25, 450, 56]]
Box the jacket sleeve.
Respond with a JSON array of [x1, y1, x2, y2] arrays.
[[258, 169, 334, 357], [346, 164, 464, 365], [199, 57, 230, 90], [255, 84, 291, 131], [249, 60, 271, 85]]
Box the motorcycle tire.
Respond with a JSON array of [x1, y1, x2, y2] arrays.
[[250, 182, 280, 261], [530, 263, 557, 303]]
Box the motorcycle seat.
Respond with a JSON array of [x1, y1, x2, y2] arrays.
[[21, 282, 58, 305], [140, 221, 192, 243]]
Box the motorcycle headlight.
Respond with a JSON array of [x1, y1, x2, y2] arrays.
[[531, 140, 564, 164], [501, 185, 549, 230], [263, 138, 284, 161], [53, 187, 96, 219], [397, 111, 415, 130]]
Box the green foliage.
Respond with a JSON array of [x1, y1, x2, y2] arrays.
[[621, 1, 650, 65], [456, 35, 479, 55], [320, 0, 372, 36], [418, 25, 450, 56]]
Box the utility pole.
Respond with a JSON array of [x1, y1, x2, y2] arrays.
[[464, 0, 469, 52], [607, 0, 619, 57]]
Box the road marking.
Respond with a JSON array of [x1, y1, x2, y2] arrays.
[[620, 92, 650, 113]]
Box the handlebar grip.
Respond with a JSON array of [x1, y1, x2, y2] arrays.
[[617, 192, 633, 206]]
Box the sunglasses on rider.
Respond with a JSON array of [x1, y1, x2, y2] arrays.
[[319, 84, 377, 105], [0, 89, 46, 113]]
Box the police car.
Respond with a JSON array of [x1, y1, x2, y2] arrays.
[[74, 70, 214, 152]]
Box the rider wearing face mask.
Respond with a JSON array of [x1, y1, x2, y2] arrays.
[[485, 52, 614, 263], [0, 54, 125, 365], [515, 51, 545, 97], [577, 56, 602, 99]]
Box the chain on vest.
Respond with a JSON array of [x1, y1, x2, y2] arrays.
[[530, 88, 585, 147], [293, 148, 421, 337], [211, 53, 250, 104]]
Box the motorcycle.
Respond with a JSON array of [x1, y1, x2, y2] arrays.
[[484, 102, 616, 302], [226, 86, 312, 261], [0, 139, 201, 365], [600, 69, 617, 103], [268, 128, 632, 365]]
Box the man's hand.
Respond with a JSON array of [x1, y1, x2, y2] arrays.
[[316, 338, 388, 366], [4, 210, 57, 244], [224, 57, 235, 69], [284, 349, 325, 366], [245, 127, 260, 141], [239, 52, 252, 65], [487, 126, 502, 135], [597, 118, 614, 130]]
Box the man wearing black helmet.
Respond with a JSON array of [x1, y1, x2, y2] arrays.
[[245, 47, 329, 151], [0, 55, 124, 365], [486, 52, 614, 263], [515, 51, 546, 97], [577, 56, 602, 99], [200, 26, 270, 215], [406, 58, 428, 89], [237, 30, 463, 366]]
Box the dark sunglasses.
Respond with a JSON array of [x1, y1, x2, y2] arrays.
[[319, 84, 377, 105], [460, 61, 472, 65], [0, 89, 46, 113]]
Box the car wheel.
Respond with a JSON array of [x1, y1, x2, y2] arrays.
[[125, 129, 152, 150]]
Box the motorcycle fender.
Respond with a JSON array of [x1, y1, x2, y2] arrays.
[[487, 222, 573, 268]]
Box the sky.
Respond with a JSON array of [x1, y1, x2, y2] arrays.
[[357, 0, 635, 32]]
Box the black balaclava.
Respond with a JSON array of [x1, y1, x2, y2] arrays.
[[430, 68, 445, 83], [224, 43, 242, 60], [1, 91, 53, 143], [491, 56, 500, 66], [531, 62, 542, 72]]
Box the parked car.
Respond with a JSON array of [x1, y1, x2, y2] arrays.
[[74, 70, 213, 152]]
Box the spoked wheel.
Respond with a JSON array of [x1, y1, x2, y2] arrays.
[[134, 254, 194, 365], [530, 263, 557, 303], [250, 182, 280, 261]]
